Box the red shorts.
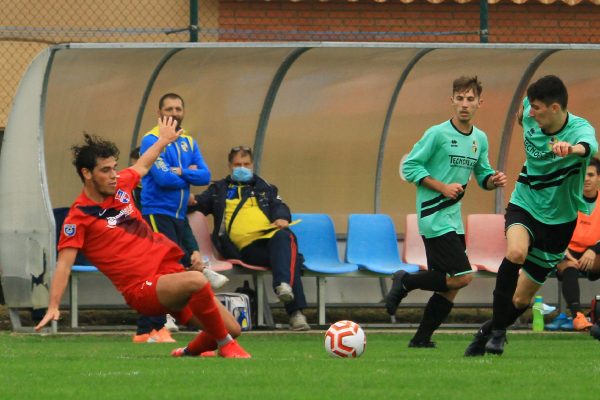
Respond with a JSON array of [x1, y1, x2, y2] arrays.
[[122, 260, 193, 324]]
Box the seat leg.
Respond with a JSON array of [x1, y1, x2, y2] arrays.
[[378, 277, 388, 301], [317, 276, 326, 326], [8, 308, 23, 330], [260, 275, 274, 327], [70, 273, 78, 328], [253, 274, 269, 327], [557, 280, 563, 312]]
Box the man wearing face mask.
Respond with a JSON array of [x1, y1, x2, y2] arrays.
[[189, 146, 310, 331]]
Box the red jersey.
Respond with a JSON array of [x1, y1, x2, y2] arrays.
[[58, 168, 184, 294], [568, 191, 600, 253]]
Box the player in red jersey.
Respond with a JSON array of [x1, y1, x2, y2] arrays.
[[35, 116, 250, 358]]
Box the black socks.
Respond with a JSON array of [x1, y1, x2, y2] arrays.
[[412, 293, 454, 342], [491, 258, 521, 330], [403, 270, 448, 293], [561, 267, 582, 316]]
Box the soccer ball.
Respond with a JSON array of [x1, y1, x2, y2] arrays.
[[324, 320, 366, 358]]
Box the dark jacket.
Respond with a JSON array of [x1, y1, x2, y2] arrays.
[[189, 175, 291, 258]]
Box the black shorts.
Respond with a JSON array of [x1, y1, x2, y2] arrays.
[[505, 203, 577, 284], [143, 213, 189, 265], [423, 231, 473, 277], [562, 249, 600, 282]]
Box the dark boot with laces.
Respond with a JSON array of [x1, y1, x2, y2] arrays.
[[485, 329, 508, 355], [464, 320, 492, 357]]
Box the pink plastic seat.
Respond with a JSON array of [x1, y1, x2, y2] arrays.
[[402, 214, 428, 271], [465, 214, 506, 274], [187, 211, 233, 272], [187, 212, 268, 271]]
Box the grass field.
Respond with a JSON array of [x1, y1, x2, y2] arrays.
[[1, 330, 599, 400]]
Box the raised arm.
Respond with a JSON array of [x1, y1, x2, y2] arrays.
[[131, 116, 182, 178], [34, 247, 78, 331]]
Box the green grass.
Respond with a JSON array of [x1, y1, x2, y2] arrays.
[[1, 330, 599, 400]]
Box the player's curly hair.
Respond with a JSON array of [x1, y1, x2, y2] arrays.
[[71, 133, 120, 182]]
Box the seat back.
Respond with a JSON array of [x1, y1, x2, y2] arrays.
[[52, 207, 93, 266], [291, 213, 342, 265], [186, 211, 232, 272], [345, 214, 401, 267], [466, 214, 506, 273], [402, 213, 427, 270]]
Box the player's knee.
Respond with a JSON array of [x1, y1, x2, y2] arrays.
[[186, 271, 209, 292], [447, 273, 472, 289], [512, 294, 531, 310], [506, 248, 527, 265]]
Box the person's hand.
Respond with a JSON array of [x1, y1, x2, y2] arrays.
[[34, 307, 60, 331], [188, 251, 204, 272], [188, 193, 197, 206], [158, 116, 182, 144], [189, 165, 197, 170], [441, 183, 464, 200], [552, 141, 573, 157], [170, 167, 182, 176], [489, 171, 507, 188], [271, 219, 289, 229], [565, 249, 578, 263], [578, 249, 596, 271]]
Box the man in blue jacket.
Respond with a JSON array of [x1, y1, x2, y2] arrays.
[[189, 146, 310, 331], [135, 93, 212, 342]]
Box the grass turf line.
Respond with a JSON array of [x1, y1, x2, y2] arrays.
[[0, 331, 598, 400]]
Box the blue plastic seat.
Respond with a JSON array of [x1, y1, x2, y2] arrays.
[[53, 207, 99, 328], [346, 214, 420, 275], [291, 213, 359, 274]]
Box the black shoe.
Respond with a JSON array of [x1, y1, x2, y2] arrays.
[[591, 322, 600, 340], [485, 329, 508, 355], [464, 321, 492, 357], [464, 332, 489, 357], [385, 270, 409, 315], [408, 339, 436, 348]]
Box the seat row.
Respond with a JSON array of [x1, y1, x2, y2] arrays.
[[188, 212, 506, 326], [403, 213, 506, 274], [63, 211, 507, 328]]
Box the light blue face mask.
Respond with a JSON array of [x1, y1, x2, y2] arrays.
[[232, 167, 253, 182]]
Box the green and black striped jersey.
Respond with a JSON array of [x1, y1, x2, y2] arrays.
[[402, 120, 495, 238], [509, 98, 598, 224]]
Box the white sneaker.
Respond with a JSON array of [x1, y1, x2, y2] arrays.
[[203, 268, 229, 289], [275, 282, 294, 303], [289, 310, 310, 331], [165, 314, 179, 332]]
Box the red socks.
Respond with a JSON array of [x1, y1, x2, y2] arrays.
[[186, 331, 217, 355], [187, 284, 229, 343]]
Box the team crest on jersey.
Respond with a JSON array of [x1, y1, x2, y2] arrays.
[[156, 158, 169, 172], [548, 136, 558, 151], [527, 128, 535, 136], [63, 224, 76, 237], [472, 140, 478, 153], [115, 189, 130, 204], [181, 141, 189, 152]]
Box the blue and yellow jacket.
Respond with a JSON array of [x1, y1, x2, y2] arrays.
[[189, 175, 291, 256], [140, 126, 211, 219]]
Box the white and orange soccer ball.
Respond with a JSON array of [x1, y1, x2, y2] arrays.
[[324, 320, 366, 358]]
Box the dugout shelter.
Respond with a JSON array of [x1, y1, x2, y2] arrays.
[[1, 43, 599, 330]]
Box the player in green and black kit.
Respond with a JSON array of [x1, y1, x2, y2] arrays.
[[465, 75, 598, 357], [386, 76, 507, 348]]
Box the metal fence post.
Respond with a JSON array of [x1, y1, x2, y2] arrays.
[[190, 0, 199, 42], [480, 0, 489, 43]]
